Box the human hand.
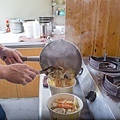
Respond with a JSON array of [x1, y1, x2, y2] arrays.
[[0, 47, 23, 64], [4, 63, 39, 85]]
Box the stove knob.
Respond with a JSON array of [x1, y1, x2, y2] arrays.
[[85, 91, 96, 102]]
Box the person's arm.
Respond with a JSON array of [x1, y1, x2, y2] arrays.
[[0, 44, 39, 85], [0, 63, 39, 85]]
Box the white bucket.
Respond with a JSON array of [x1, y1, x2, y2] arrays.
[[23, 22, 34, 38]]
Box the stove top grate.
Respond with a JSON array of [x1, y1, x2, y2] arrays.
[[88, 55, 120, 73], [102, 74, 120, 98]]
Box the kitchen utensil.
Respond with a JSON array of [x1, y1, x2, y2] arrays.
[[39, 66, 54, 74], [40, 39, 82, 76], [5, 39, 82, 76]]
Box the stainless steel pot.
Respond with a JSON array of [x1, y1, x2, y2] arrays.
[[40, 22, 52, 38], [39, 17, 55, 37], [39, 17, 54, 23]]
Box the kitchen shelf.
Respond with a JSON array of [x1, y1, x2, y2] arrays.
[[52, 15, 65, 17], [52, 0, 66, 25], [52, 0, 65, 6]]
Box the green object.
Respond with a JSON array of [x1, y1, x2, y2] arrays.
[[59, 10, 65, 16]]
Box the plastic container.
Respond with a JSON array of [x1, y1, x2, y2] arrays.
[[23, 22, 34, 38], [33, 19, 40, 39]]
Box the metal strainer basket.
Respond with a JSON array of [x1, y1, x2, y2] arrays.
[[40, 39, 82, 76]]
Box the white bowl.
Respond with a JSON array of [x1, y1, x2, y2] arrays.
[[46, 93, 83, 120], [47, 78, 76, 95]]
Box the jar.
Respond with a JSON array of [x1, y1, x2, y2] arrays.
[[40, 22, 52, 38]]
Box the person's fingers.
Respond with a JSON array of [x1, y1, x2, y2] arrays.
[[14, 49, 23, 57], [21, 80, 28, 85], [10, 57, 18, 63], [22, 68, 38, 84], [22, 72, 34, 83], [12, 50, 23, 63], [4, 57, 18, 64], [4, 57, 13, 64], [25, 76, 33, 83], [28, 66, 39, 75], [23, 67, 38, 82], [6, 63, 38, 85], [28, 71, 37, 80], [4, 59, 9, 65]]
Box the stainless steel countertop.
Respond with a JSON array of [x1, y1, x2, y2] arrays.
[[38, 72, 94, 120], [3, 42, 45, 48], [78, 58, 117, 120]]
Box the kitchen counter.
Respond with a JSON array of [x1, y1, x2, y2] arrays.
[[0, 32, 65, 48], [0, 32, 45, 48], [0, 32, 24, 43]]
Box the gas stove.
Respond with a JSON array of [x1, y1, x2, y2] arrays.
[[77, 57, 120, 120]]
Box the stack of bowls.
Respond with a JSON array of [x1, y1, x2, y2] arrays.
[[10, 19, 24, 33]]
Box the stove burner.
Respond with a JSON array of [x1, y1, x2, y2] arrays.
[[102, 74, 120, 98], [88, 55, 120, 73]]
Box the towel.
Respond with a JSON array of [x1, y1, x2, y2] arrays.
[[18, 35, 65, 43], [18, 36, 46, 43]]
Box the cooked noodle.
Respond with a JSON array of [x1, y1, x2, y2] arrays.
[[48, 66, 75, 87]]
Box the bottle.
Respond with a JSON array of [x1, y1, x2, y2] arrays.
[[33, 19, 40, 39], [6, 20, 10, 32]]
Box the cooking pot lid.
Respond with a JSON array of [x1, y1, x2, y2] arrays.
[[40, 39, 82, 76]]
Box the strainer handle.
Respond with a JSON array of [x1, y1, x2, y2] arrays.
[[21, 56, 39, 62]]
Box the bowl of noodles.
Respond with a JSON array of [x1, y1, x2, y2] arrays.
[[46, 93, 83, 120], [47, 66, 76, 95]]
